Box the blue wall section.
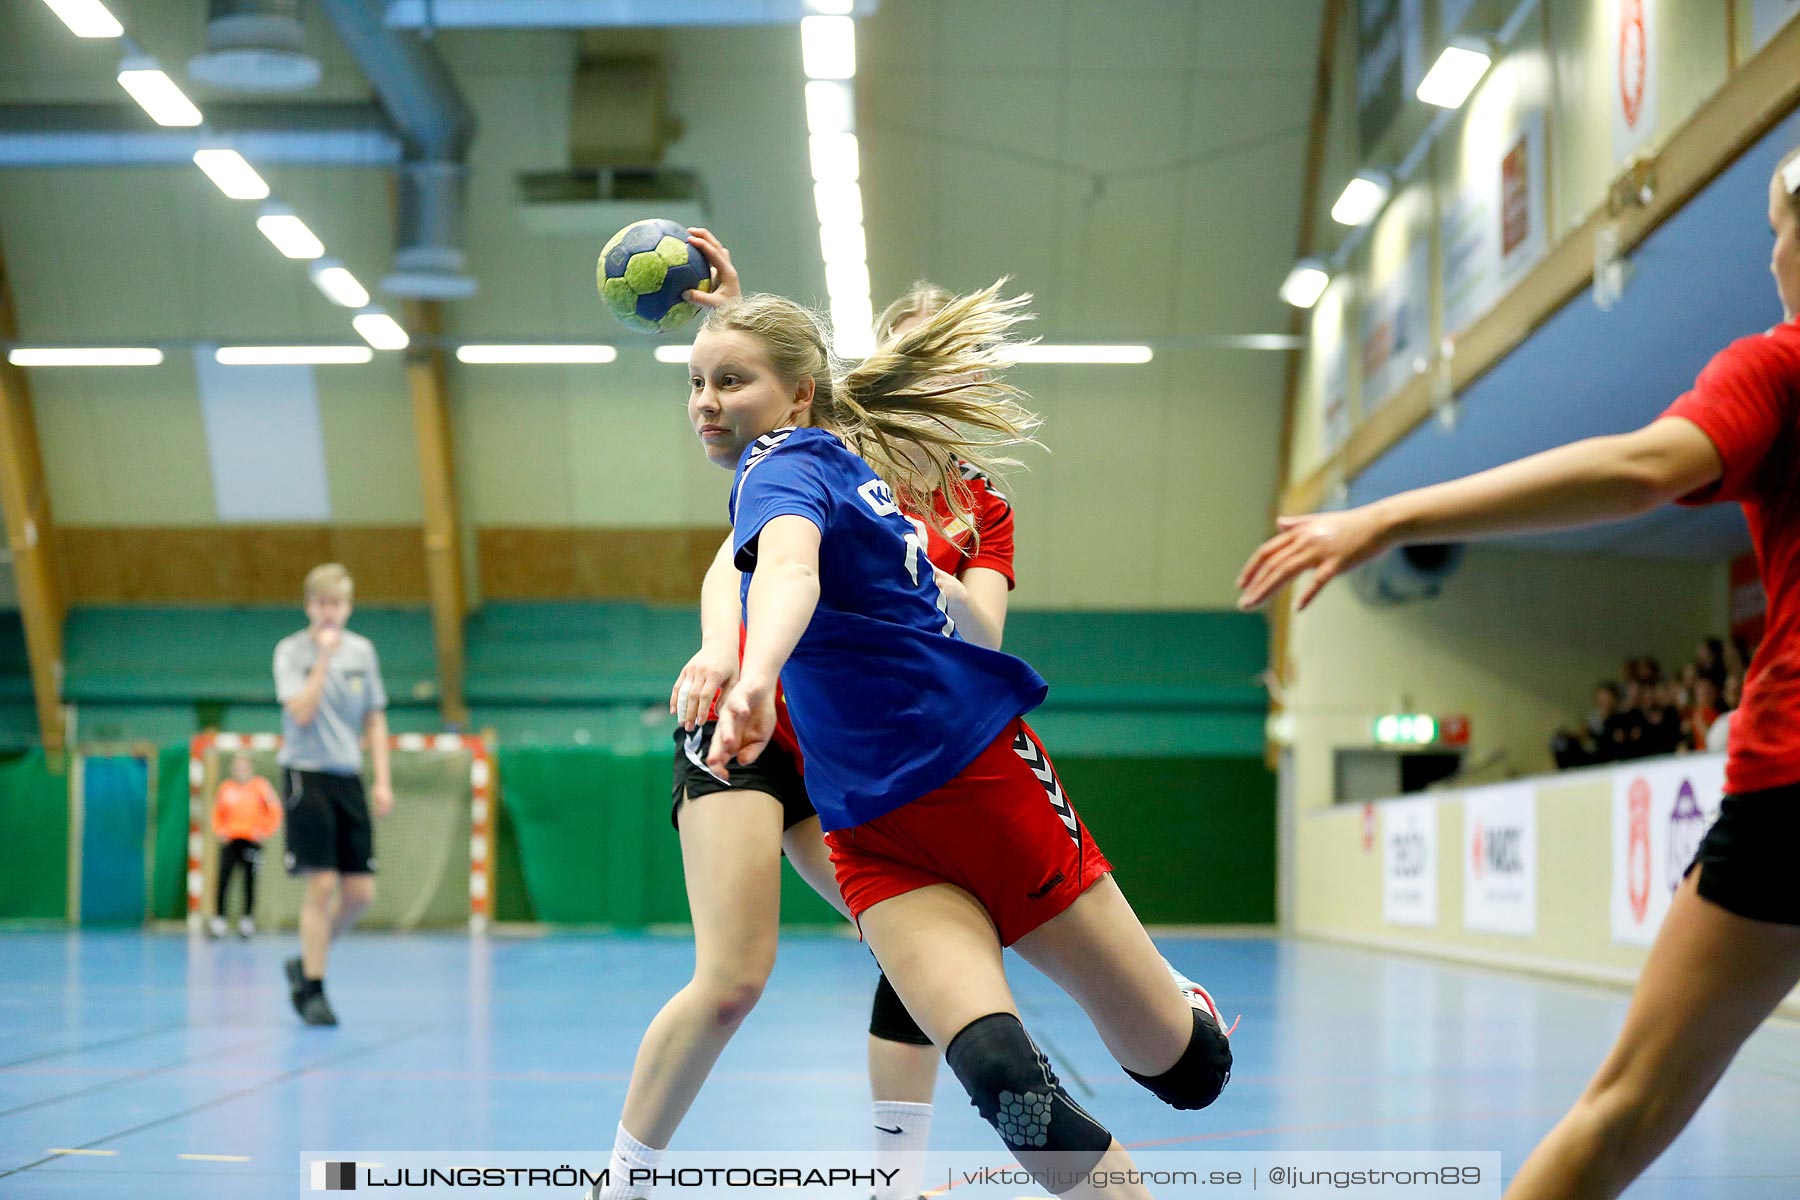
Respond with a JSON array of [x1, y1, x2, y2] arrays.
[[78, 755, 147, 926]]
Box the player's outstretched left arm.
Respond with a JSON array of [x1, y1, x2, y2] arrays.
[[710, 516, 822, 776], [1236, 417, 1723, 612]]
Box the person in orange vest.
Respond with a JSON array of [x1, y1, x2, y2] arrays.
[[211, 752, 282, 938]]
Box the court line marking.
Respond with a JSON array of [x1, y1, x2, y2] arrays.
[[46, 1148, 117, 1157], [0, 1022, 191, 1070], [0, 1026, 428, 1181], [0, 1034, 284, 1121]]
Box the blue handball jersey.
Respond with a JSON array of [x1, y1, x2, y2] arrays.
[[729, 426, 1048, 831]]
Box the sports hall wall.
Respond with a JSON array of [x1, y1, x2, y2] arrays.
[[1276, 0, 1800, 983], [0, 8, 1301, 928]]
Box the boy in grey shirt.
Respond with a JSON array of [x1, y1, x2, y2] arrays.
[[274, 563, 392, 1026]]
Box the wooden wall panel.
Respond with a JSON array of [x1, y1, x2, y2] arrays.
[[62, 526, 428, 604], [63, 526, 729, 605], [478, 528, 725, 603]]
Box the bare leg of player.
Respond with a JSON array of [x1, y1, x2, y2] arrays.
[[860, 883, 1154, 1200], [616, 790, 787, 1146], [1504, 871, 1800, 1199], [1012, 877, 1196, 1076], [299, 869, 337, 978]]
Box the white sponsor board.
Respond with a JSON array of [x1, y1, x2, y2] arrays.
[[1610, 754, 1726, 945], [1462, 782, 1537, 936], [1382, 797, 1438, 927]]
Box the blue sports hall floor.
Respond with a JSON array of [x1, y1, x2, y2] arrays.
[[2, 929, 1798, 1197]]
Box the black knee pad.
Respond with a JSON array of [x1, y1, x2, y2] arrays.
[[869, 972, 933, 1046], [1124, 1006, 1232, 1111], [945, 1013, 1111, 1166]]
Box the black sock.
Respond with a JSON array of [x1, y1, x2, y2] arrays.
[[299, 977, 325, 1000]]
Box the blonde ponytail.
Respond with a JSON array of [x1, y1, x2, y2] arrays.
[[699, 280, 1042, 541]]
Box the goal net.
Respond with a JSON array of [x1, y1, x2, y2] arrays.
[[186, 732, 495, 932]]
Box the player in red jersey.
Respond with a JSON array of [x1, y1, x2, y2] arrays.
[[1238, 146, 1800, 1200]]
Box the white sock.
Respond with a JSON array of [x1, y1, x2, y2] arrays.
[[598, 1123, 663, 1200], [872, 1101, 933, 1200]]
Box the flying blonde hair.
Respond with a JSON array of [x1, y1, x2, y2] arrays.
[[698, 281, 1040, 540], [874, 280, 955, 344]]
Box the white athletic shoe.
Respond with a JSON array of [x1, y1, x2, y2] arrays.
[[237, 916, 256, 938], [1165, 958, 1239, 1037], [207, 915, 227, 939]]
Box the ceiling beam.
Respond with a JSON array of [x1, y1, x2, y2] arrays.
[[404, 301, 469, 728], [0, 230, 68, 751]]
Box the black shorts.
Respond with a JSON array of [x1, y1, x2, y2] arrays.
[[1685, 782, 1800, 924], [670, 722, 815, 832], [281, 768, 375, 876]]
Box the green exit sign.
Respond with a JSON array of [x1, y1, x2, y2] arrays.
[[1375, 713, 1438, 745]]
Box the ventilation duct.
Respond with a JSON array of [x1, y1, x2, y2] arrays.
[[188, 0, 324, 93], [317, 0, 477, 299], [382, 0, 878, 28], [0, 104, 399, 166]]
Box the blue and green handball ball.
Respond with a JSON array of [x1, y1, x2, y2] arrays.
[[597, 218, 713, 333]]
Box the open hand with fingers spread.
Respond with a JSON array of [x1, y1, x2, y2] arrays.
[[1236, 505, 1396, 611], [706, 674, 777, 780], [684, 227, 741, 309]]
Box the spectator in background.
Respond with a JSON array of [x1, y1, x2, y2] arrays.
[[1696, 637, 1727, 687], [210, 752, 281, 938], [1643, 681, 1685, 756], [1553, 682, 1622, 769], [1708, 674, 1744, 753], [1606, 680, 1650, 760], [1688, 678, 1723, 752]]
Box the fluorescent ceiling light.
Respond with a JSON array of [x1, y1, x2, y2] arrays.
[[1416, 43, 1492, 109], [256, 207, 324, 259], [809, 132, 859, 183], [1279, 259, 1330, 309], [813, 179, 863, 227], [805, 80, 855, 135], [1330, 172, 1391, 226], [653, 345, 692, 364], [818, 221, 866, 266], [8, 346, 162, 366], [116, 59, 202, 127], [831, 293, 874, 335], [42, 0, 123, 38], [352, 311, 409, 351], [804, 0, 853, 13], [833, 324, 876, 359], [800, 15, 856, 80], [308, 260, 370, 308], [455, 344, 618, 364], [192, 149, 268, 200], [1013, 345, 1154, 364], [825, 258, 870, 303], [215, 345, 372, 365]]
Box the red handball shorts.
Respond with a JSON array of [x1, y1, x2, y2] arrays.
[[825, 718, 1113, 946]]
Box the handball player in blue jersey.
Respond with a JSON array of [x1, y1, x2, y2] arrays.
[[678, 285, 1230, 1198]]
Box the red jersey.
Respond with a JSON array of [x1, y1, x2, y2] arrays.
[[728, 465, 1018, 764], [1664, 316, 1800, 795]]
